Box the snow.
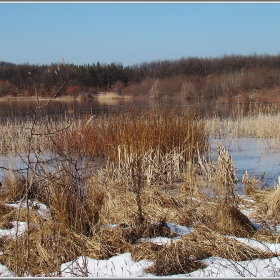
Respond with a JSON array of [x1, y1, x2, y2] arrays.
[[0, 263, 14, 277], [188, 256, 280, 277], [0, 221, 26, 239], [7, 200, 50, 220], [1, 251, 280, 278], [231, 237, 280, 255], [60, 253, 153, 277]]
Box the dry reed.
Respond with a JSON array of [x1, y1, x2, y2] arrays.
[[206, 103, 280, 149], [183, 226, 277, 261], [1, 104, 280, 276]]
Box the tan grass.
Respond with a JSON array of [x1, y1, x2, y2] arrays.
[[250, 185, 280, 223], [0, 172, 27, 202], [206, 103, 280, 148], [0, 222, 100, 276], [97, 92, 132, 99], [0, 108, 208, 162], [144, 240, 207, 276], [213, 202, 257, 237], [0, 104, 279, 276], [184, 227, 277, 261], [253, 228, 280, 244]]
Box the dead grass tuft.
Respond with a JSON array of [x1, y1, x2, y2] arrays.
[[0, 173, 27, 202], [184, 227, 277, 261], [130, 241, 163, 262], [251, 185, 280, 223], [213, 202, 257, 237], [0, 220, 100, 276], [253, 228, 280, 243], [144, 239, 207, 276]]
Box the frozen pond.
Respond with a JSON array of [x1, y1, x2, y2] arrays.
[[0, 137, 280, 191], [211, 137, 280, 190]]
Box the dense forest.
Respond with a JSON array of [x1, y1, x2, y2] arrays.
[[1, 54, 280, 102]]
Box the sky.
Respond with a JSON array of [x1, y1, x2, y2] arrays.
[[1, 2, 280, 67]]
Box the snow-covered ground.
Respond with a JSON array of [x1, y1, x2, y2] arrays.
[[0, 218, 280, 277]]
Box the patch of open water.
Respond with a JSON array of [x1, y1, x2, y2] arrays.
[[1, 137, 280, 192], [210, 137, 280, 190]]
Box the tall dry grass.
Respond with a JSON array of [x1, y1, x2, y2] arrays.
[[0, 143, 279, 276], [1, 105, 280, 276], [0, 108, 208, 161], [206, 103, 280, 146], [78, 108, 208, 162]]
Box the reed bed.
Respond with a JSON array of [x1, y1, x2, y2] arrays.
[[0, 145, 279, 276], [0, 105, 280, 276], [0, 108, 208, 161], [206, 103, 280, 148], [77, 108, 208, 162]]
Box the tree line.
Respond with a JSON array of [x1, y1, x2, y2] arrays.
[[1, 53, 280, 100]]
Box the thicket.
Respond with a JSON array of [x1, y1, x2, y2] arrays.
[[1, 54, 280, 100]]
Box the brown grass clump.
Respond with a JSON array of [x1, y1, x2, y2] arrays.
[[0, 173, 27, 202], [213, 202, 257, 237], [77, 108, 209, 162], [144, 238, 207, 276], [0, 203, 16, 229], [184, 146, 256, 237], [95, 220, 174, 261], [184, 227, 277, 261], [0, 204, 45, 232], [251, 185, 280, 223], [179, 200, 257, 238], [253, 228, 280, 244], [243, 183, 263, 198], [0, 221, 99, 276], [40, 170, 106, 236], [242, 169, 267, 202], [261, 187, 280, 222], [130, 241, 163, 262], [214, 146, 238, 204], [95, 227, 135, 260]]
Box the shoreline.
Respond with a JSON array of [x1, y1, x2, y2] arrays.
[[0, 92, 134, 102], [0, 95, 77, 102]]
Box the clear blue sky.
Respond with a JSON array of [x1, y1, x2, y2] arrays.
[[1, 2, 280, 66]]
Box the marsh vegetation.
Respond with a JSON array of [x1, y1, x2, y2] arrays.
[[0, 99, 280, 276]]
